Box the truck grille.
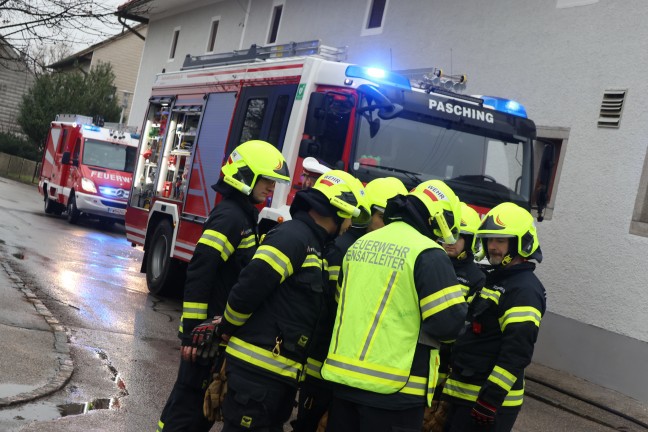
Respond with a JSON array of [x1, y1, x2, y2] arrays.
[[99, 186, 130, 200]]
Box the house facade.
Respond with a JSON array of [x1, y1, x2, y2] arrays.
[[48, 24, 148, 123], [118, 0, 648, 403], [0, 37, 34, 133]]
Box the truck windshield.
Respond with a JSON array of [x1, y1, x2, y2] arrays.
[[352, 110, 533, 210], [83, 139, 137, 173]]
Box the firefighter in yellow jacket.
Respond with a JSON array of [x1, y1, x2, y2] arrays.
[[442, 202, 546, 432], [321, 180, 469, 432], [216, 170, 369, 431]]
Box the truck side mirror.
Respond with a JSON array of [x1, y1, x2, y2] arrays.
[[303, 92, 328, 137], [61, 151, 71, 165]]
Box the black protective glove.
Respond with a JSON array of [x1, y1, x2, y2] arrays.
[[471, 399, 496, 425], [190, 317, 221, 364]]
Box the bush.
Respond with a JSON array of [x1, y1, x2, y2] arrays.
[[0, 131, 40, 161]]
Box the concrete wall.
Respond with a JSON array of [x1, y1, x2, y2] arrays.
[[127, 0, 648, 401]]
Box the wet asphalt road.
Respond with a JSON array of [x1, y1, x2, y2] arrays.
[[0, 177, 183, 431]]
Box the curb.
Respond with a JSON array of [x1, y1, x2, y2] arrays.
[[0, 257, 74, 408]]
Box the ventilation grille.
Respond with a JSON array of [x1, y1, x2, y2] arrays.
[[598, 89, 627, 128]]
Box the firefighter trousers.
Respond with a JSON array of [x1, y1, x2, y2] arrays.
[[221, 363, 297, 431], [325, 396, 424, 432], [157, 358, 214, 432], [291, 378, 333, 432], [442, 402, 520, 432]]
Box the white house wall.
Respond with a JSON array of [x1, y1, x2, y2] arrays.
[[128, 1, 246, 129], [128, 0, 648, 401], [91, 27, 148, 123]]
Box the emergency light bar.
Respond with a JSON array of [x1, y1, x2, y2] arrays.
[[345, 66, 411, 91], [478, 96, 528, 118], [82, 125, 101, 132]]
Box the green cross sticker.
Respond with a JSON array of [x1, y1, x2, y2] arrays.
[[296, 83, 306, 100]]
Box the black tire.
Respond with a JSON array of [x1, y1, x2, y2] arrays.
[[67, 193, 80, 224], [44, 191, 54, 215], [146, 219, 186, 296]]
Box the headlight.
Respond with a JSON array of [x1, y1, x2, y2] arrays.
[[81, 177, 97, 193]]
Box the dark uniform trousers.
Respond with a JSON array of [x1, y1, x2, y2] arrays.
[[221, 364, 297, 432], [158, 188, 260, 432], [443, 404, 519, 432], [291, 378, 333, 432], [325, 397, 424, 432], [157, 359, 214, 432]]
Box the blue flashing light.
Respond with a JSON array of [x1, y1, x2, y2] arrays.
[[83, 124, 101, 132], [480, 96, 528, 118], [345, 65, 411, 91]]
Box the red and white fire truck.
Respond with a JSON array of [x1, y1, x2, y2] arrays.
[[39, 114, 139, 224], [125, 40, 553, 295]]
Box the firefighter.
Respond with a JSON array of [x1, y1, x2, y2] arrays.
[[215, 170, 369, 431], [301, 157, 331, 189], [440, 203, 486, 300], [291, 176, 407, 432], [425, 203, 486, 432], [156, 140, 290, 432], [320, 180, 469, 432], [442, 202, 546, 432]]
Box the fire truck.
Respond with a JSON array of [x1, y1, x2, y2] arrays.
[[39, 114, 139, 224], [125, 40, 552, 295]]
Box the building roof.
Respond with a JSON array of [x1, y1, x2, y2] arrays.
[[47, 23, 147, 70], [117, 0, 206, 22]]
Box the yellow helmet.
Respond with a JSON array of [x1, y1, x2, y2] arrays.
[[364, 177, 408, 213], [459, 203, 482, 236], [310, 170, 370, 224], [457, 203, 482, 256], [221, 140, 290, 195], [477, 202, 541, 262], [408, 180, 462, 244]]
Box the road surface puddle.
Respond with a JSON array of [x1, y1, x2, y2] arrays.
[[0, 398, 115, 423]]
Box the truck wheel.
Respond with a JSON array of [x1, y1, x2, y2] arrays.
[[146, 219, 186, 296], [67, 194, 80, 224], [44, 192, 54, 215]]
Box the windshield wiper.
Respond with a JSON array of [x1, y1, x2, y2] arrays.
[[358, 162, 423, 184]]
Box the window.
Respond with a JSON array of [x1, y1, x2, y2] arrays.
[[267, 4, 283, 44], [367, 0, 386, 28], [50, 128, 62, 153], [72, 138, 81, 162], [169, 27, 180, 60], [532, 126, 569, 221], [240, 98, 268, 143], [362, 0, 389, 36], [267, 95, 290, 147], [206, 17, 220, 53]]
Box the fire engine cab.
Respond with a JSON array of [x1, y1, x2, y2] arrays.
[[39, 114, 139, 224], [125, 40, 553, 295]]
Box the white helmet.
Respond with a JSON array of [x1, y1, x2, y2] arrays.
[[302, 157, 331, 176]]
